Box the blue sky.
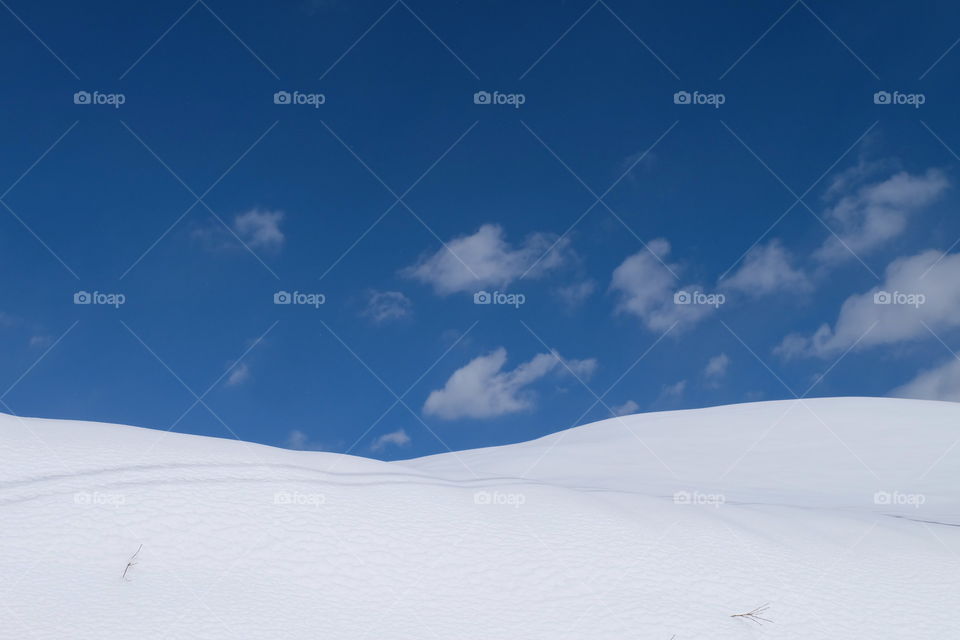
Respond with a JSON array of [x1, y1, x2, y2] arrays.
[[2, 0, 960, 459]]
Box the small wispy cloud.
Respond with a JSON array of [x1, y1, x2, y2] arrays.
[[659, 380, 686, 400], [363, 290, 412, 323], [283, 429, 327, 451], [225, 362, 251, 387], [29, 335, 53, 348], [891, 359, 960, 402], [555, 279, 596, 308], [610, 239, 715, 332], [722, 241, 810, 297], [424, 348, 597, 420], [404, 224, 574, 295], [704, 353, 730, 383], [233, 209, 285, 250], [370, 428, 411, 452], [611, 399, 639, 416], [194, 208, 286, 252]]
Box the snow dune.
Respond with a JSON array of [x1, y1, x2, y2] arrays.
[[1, 397, 957, 638]]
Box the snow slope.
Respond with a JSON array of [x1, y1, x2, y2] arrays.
[[1, 397, 957, 639]]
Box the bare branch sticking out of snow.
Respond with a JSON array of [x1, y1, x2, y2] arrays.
[[731, 603, 772, 625], [122, 544, 142, 582]]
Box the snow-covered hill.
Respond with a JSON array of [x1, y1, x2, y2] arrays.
[[1, 398, 957, 639]]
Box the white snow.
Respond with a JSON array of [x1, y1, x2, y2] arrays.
[[1, 397, 958, 638]]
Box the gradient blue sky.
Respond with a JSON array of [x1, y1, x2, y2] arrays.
[[2, 0, 960, 459]]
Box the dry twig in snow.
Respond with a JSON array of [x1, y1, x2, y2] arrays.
[[731, 603, 772, 624], [122, 544, 143, 582]]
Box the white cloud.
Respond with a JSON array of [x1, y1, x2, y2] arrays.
[[370, 428, 411, 452], [659, 380, 686, 399], [563, 356, 598, 379], [554, 280, 596, 307], [423, 348, 597, 420], [283, 429, 326, 451], [610, 239, 714, 332], [722, 241, 810, 296], [891, 359, 960, 402], [620, 149, 658, 179], [822, 157, 892, 199], [815, 169, 948, 264], [29, 335, 53, 348], [363, 290, 412, 323], [611, 400, 639, 416], [704, 353, 730, 380], [404, 224, 573, 295], [233, 209, 285, 251], [777, 249, 960, 358], [285, 430, 309, 449], [225, 362, 251, 387]]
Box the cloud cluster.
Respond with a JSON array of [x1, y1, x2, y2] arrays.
[[404, 160, 954, 419], [423, 348, 597, 420]]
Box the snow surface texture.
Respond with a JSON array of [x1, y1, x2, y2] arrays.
[[1, 397, 957, 639]]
